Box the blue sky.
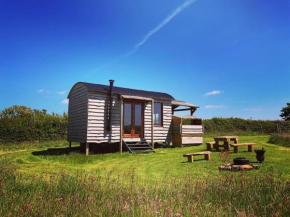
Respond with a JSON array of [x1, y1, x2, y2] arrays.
[[0, 0, 290, 120]]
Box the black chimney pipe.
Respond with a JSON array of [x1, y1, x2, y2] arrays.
[[107, 79, 114, 131]]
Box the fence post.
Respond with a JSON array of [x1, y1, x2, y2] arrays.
[[276, 124, 279, 134]]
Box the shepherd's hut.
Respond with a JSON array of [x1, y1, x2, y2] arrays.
[[67, 80, 203, 154]]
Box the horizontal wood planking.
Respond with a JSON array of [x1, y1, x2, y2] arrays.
[[181, 133, 203, 137], [182, 129, 203, 133], [68, 83, 88, 142], [182, 137, 203, 144], [87, 92, 121, 143], [144, 100, 172, 143]]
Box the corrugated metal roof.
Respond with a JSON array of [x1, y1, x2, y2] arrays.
[[74, 82, 175, 100], [121, 95, 153, 101]]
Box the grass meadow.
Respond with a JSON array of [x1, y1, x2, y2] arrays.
[[1, 135, 290, 216]]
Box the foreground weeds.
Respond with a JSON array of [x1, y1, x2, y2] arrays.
[[1, 155, 290, 217]]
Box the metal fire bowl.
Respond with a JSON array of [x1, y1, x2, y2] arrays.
[[233, 157, 250, 165]]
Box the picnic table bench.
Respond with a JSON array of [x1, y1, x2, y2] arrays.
[[214, 136, 239, 151], [183, 151, 211, 163], [230, 143, 256, 153], [206, 142, 216, 151]]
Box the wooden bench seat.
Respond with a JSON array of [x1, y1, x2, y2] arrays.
[[230, 143, 256, 153], [206, 142, 216, 151], [183, 151, 211, 162]]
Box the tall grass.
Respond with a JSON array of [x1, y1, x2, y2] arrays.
[[1, 155, 289, 216], [269, 134, 290, 147]]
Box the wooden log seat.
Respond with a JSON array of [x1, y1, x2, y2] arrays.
[[206, 142, 216, 151], [230, 143, 256, 153], [183, 151, 211, 163]]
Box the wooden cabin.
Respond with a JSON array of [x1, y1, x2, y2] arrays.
[[67, 80, 202, 154]]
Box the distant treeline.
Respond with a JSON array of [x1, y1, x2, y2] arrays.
[[199, 117, 290, 134], [0, 106, 67, 143], [1, 106, 290, 143]]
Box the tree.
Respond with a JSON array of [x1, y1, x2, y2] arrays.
[[280, 103, 290, 120]]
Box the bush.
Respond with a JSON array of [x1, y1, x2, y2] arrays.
[[269, 134, 290, 147], [0, 105, 67, 143], [202, 118, 290, 134]]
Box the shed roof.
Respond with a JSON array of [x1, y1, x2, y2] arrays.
[[69, 82, 175, 100], [172, 115, 202, 120], [171, 100, 199, 108]]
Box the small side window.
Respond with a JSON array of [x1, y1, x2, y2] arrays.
[[154, 102, 163, 126]]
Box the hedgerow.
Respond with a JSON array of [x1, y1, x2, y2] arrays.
[[0, 105, 67, 143], [185, 117, 290, 134]]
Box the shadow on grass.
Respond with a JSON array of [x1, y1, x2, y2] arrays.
[[32, 147, 80, 156], [181, 159, 210, 163]]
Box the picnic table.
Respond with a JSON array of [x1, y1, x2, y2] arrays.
[[214, 136, 239, 151]]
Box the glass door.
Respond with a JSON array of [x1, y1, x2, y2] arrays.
[[123, 101, 143, 138]]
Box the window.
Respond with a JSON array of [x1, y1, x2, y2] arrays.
[[154, 102, 163, 126]]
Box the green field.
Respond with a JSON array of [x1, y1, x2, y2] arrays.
[[1, 135, 290, 216]]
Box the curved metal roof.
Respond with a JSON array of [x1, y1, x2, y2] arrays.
[[69, 82, 175, 100]]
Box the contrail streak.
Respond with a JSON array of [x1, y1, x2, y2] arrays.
[[133, 0, 197, 52], [86, 0, 197, 77]]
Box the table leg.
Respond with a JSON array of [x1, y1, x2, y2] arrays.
[[188, 156, 193, 163], [205, 154, 210, 160], [248, 145, 253, 152], [225, 139, 230, 150], [206, 143, 211, 151], [215, 141, 219, 151]]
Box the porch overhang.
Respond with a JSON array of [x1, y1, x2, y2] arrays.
[[172, 115, 202, 120], [172, 100, 199, 115], [119, 94, 155, 148]]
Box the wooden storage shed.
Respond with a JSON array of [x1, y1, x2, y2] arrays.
[[67, 80, 202, 154], [172, 115, 203, 147]]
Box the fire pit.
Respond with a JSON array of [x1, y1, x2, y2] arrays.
[[233, 157, 250, 165], [219, 157, 259, 171]]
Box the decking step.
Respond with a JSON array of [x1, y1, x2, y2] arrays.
[[127, 144, 150, 147], [133, 149, 155, 153], [123, 139, 155, 154], [130, 147, 153, 149]]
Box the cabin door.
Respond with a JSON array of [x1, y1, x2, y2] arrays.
[[123, 101, 143, 138]]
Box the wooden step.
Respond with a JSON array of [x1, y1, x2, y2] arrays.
[[123, 138, 155, 153]]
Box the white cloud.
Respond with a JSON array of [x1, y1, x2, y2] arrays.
[[205, 105, 226, 109], [252, 108, 262, 112], [61, 99, 69, 104], [57, 91, 66, 95], [37, 89, 51, 93], [204, 90, 223, 96], [245, 108, 262, 112], [133, 0, 197, 53]]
